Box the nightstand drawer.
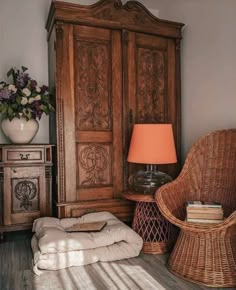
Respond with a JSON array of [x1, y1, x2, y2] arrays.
[[3, 148, 45, 163]]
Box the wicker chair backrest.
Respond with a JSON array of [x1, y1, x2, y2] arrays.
[[179, 129, 236, 217]]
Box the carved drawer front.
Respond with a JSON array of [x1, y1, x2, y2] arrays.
[[3, 148, 45, 164]]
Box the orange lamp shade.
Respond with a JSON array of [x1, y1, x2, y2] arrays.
[[127, 124, 177, 164]]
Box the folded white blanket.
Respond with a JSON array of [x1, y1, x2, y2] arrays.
[[31, 211, 143, 275]]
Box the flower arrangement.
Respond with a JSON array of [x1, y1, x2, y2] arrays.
[[0, 66, 54, 121]]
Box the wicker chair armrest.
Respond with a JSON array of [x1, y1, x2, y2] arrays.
[[157, 186, 236, 233], [178, 210, 236, 233], [155, 177, 190, 220]]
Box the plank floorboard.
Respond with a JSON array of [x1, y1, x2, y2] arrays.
[[0, 231, 235, 290]]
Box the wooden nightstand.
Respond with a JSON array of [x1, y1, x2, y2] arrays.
[[123, 191, 174, 254], [0, 144, 53, 239]]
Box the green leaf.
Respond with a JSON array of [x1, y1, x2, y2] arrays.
[[26, 111, 32, 120], [7, 106, 13, 116], [0, 103, 8, 113], [21, 66, 28, 72], [41, 95, 47, 102], [16, 96, 22, 105], [11, 103, 18, 110], [40, 104, 47, 112], [0, 105, 4, 113], [48, 104, 55, 112], [7, 68, 14, 78]]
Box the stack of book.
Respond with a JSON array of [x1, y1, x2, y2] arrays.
[[186, 201, 224, 224]]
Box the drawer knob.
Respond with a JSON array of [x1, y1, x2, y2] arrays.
[[20, 153, 30, 160]]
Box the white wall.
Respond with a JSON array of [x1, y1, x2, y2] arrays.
[[0, 0, 236, 160]]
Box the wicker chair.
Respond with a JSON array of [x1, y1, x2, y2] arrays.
[[156, 129, 236, 287]]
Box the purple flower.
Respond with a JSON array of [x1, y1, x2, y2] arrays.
[[16, 72, 30, 88], [31, 100, 41, 112], [31, 80, 37, 88], [16, 72, 25, 88], [23, 73, 30, 83], [0, 87, 11, 100], [9, 93, 17, 101], [32, 103, 43, 119], [41, 85, 48, 94]]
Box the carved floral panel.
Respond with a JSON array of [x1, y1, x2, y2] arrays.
[[77, 143, 112, 187], [74, 40, 111, 131], [136, 47, 166, 123], [12, 178, 39, 213]]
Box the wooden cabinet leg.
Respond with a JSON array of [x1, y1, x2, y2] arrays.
[[0, 232, 4, 242]]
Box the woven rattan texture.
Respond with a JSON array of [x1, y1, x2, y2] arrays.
[[156, 129, 236, 287], [132, 201, 173, 254]]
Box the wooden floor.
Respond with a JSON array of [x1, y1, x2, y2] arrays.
[[0, 231, 235, 290]]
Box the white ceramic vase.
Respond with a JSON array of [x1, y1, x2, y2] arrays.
[[1, 117, 39, 144]]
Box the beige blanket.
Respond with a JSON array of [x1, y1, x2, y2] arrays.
[[31, 211, 143, 275]]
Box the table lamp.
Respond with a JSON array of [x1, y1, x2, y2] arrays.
[[127, 124, 177, 194]]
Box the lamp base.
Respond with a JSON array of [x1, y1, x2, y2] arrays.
[[128, 165, 172, 194]]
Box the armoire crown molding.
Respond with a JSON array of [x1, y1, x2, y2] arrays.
[[46, 0, 184, 39]]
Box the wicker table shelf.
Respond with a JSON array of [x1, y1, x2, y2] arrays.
[[123, 191, 174, 254]]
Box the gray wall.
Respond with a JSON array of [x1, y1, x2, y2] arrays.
[[0, 0, 50, 144], [0, 0, 236, 160], [141, 0, 236, 158]]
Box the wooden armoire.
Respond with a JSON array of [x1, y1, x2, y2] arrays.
[[46, 0, 184, 221]]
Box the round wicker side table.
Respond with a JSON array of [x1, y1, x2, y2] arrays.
[[123, 191, 174, 254]]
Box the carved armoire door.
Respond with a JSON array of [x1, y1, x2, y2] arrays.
[[74, 25, 123, 202], [56, 24, 124, 207], [124, 31, 181, 182]]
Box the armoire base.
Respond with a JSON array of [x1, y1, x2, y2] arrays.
[[56, 198, 135, 222]]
